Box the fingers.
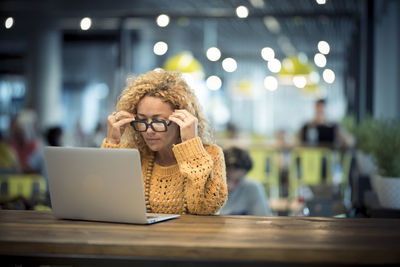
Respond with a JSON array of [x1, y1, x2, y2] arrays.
[[109, 111, 135, 128], [168, 116, 184, 128], [178, 109, 194, 118], [169, 109, 198, 142], [114, 117, 135, 128], [106, 111, 135, 144], [169, 109, 195, 123], [113, 111, 135, 122]]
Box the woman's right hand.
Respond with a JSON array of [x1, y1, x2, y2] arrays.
[[106, 111, 135, 144]]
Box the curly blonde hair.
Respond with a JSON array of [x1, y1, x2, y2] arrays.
[[116, 69, 214, 156]]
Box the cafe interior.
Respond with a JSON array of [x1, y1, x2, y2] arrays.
[[1, 0, 400, 265], [1, 0, 399, 217]]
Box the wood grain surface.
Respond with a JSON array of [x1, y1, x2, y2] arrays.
[[1, 210, 400, 265]]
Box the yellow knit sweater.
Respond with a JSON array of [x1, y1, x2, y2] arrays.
[[101, 137, 227, 215]]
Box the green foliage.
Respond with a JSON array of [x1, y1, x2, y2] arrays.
[[371, 119, 400, 177], [356, 116, 379, 155], [343, 116, 400, 177], [341, 114, 357, 136]]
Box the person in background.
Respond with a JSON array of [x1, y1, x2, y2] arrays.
[[299, 99, 353, 149], [0, 132, 20, 173], [45, 126, 63, 147], [101, 69, 227, 215], [219, 147, 272, 216], [9, 110, 45, 175]]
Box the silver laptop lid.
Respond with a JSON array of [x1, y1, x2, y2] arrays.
[[44, 146, 149, 224]]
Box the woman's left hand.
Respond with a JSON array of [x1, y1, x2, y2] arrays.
[[169, 109, 198, 142]]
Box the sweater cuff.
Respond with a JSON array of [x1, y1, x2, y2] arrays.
[[173, 137, 206, 162], [101, 138, 121, 148]]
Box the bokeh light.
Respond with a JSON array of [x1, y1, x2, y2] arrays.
[[318, 41, 330, 54], [323, 69, 335, 83], [264, 76, 278, 91], [206, 75, 222, 91], [153, 41, 168, 55], [222, 58, 237, 72], [261, 47, 275, 61], [80, 17, 92, 31], [314, 53, 327, 67], [268, 58, 282, 73], [236, 6, 249, 18], [156, 14, 170, 27], [5, 17, 14, 29], [206, 47, 222, 62]]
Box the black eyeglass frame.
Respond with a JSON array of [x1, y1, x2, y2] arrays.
[[130, 120, 172, 132]]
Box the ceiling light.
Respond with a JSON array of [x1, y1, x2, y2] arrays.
[[80, 17, 92, 31], [267, 58, 282, 73], [316, 0, 327, 4], [222, 58, 237, 72], [323, 69, 335, 83], [236, 6, 249, 18], [206, 47, 221, 62], [292, 75, 307, 88], [153, 41, 168, 56], [318, 40, 330, 54], [314, 53, 327, 68], [156, 14, 170, 27], [264, 76, 278, 91], [206, 76, 222, 91], [261, 47, 275, 61], [5, 17, 14, 29]]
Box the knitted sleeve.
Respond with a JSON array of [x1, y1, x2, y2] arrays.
[[172, 137, 227, 215]]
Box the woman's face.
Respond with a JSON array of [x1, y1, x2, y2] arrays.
[[136, 96, 180, 153]]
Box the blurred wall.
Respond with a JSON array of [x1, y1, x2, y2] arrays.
[[374, 0, 400, 118]]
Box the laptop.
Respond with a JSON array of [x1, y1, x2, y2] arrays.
[[44, 146, 180, 224]]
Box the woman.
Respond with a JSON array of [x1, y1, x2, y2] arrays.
[[101, 69, 227, 215]]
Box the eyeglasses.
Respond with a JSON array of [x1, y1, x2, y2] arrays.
[[130, 120, 172, 132]]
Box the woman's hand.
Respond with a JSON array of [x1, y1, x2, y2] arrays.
[[106, 111, 135, 144], [169, 109, 198, 142]]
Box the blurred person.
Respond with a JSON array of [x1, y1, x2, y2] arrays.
[[299, 99, 353, 149], [219, 147, 272, 216], [101, 69, 227, 215], [226, 122, 239, 139], [43, 126, 63, 207], [9, 110, 45, 174], [0, 131, 20, 173], [45, 126, 63, 146], [298, 99, 355, 191]]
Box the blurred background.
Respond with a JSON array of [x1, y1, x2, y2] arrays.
[[0, 0, 399, 217]]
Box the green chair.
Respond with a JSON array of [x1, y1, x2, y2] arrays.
[[247, 148, 280, 198], [338, 150, 353, 197], [288, 147, 334, 198], [0, 174, 47, 200]]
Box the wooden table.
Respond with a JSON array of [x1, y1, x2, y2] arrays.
[[1, 210, 400, 266]]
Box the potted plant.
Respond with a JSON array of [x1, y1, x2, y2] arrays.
[[351, 117, 400, 209]]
